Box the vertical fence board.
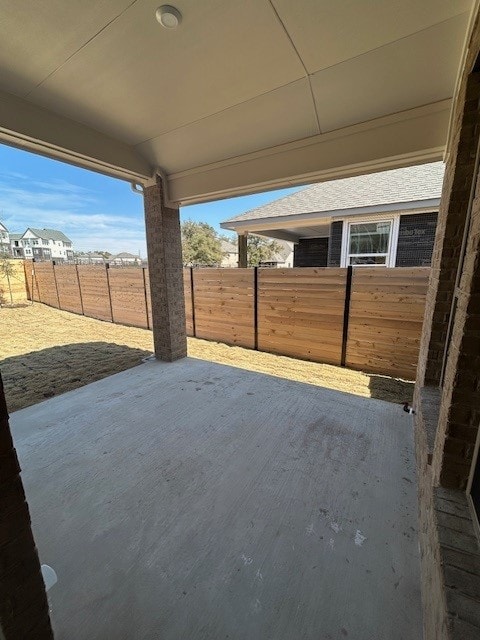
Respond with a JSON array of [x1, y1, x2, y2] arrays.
[[53, 264, 83, 314], [345, 267, 430, 379], [31, 262, 59, 308], [183, 269, 194, 336], [108, 267, 149, 328], [144, 269, 153, 329], [193, 268, 255, 347], [258, 267, 346, 365], [76, 265, 112, 321]]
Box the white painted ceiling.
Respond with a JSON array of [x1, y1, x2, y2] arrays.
[[0, 0, 474, 202]]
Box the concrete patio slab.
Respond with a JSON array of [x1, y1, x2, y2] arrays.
[[10, 358, 422, 640]]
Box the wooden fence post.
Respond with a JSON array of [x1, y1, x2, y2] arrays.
[[75, 264, 85, 315], [105, 263, 114, 322], [190, 266, 196, 337], [142, 267, 150, 330], [32, 259, 39, 303], [341, 265, 353, 367], [51, 260, 60, 309], [254, 266, 258, 350]]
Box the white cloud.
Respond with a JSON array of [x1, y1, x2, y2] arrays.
[[0, 176, 147, 256]]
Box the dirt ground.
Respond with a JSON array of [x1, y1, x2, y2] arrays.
[[0, 304, 413, 412]]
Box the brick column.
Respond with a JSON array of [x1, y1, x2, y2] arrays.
[[143, 175, 187, 361], [432, 181, 480, 489], [0, 373, 53, 639], [416, 72, 480, 386], [238, 233, 247, 268]]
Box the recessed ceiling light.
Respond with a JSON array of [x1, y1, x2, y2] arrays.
[[156, 5, 182, 29]]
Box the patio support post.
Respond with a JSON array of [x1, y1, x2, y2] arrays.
[[238, 232, 248, 268], [143, 174, 187, 361], [0, 372, 54, 639], [416, 72, 480, 387]]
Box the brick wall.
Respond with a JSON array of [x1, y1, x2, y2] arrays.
[[414, 10, 480, 640], [417, 69, 480, 387], [293, 237, 329, 267], [433, 171, 480, 490], [396, 212, 438, 267], [143, 175, 187, 362], [0, 373, 53, 639], [327, 221, 343, 266]]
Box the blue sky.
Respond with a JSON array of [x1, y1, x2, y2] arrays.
[[0, 144, 302, 256]]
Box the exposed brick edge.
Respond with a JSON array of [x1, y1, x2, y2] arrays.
[[0, 373, 53, 639]]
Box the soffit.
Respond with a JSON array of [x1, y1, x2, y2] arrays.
[[311, 14, 469, 132], [271, 0, 472, 73], [25, 0, 306, 144], [0, 0, 474, 200]]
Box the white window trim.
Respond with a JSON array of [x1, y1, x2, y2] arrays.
[[340, 214, 400, 268]]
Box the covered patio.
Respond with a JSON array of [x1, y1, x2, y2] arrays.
[[11, 357, 420, 640], [1, 1, 480, 639]]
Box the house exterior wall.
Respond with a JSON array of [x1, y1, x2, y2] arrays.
[[396, 212, 438, 267], [22, 230, 73, 261], [294, 212, 437, 268], [414, 12, 480, 640], [0, 224, 9, 255], [293, 238, 329, 267], [221, 251, 237, 268]]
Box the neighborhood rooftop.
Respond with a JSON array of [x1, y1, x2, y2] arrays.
[[27, 228, 72, 243], [223, 162, 445, 225]]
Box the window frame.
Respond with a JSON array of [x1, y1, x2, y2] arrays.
[[340, 215, 400, 268]]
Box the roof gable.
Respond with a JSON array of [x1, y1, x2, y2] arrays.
[[24, 228, 72, 243]]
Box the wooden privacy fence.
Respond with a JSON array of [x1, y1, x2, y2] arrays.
[[25, 261, 430, 379], [0, 259, 28, 304]]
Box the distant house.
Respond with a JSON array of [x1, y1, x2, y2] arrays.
[[220, 237, 293, 268], [20, 228, 74, 261], [0, 222, 9, 256], [110, 252, 141, 266], [221, 163, 443, 268], [9, 233, 25, 258], [220, 240, 238, 267], [74, 252, 105, 265], [260, 239, 294, 268]]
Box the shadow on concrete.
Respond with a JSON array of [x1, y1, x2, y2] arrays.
[[1, 342, 152, 413]]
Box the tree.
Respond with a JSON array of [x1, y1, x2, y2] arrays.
[[181, 221, 224, 266], [247, 235, 282, 267], [0, 258, 16, 306]]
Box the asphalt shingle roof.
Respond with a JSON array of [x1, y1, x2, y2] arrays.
[[27, 228, 72, 243], [223, 162, 444, 225], [221, 239, 237, 253]]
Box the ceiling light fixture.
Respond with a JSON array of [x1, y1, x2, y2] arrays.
[[156, 5, 182, 29]]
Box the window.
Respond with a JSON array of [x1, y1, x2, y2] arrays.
[[341, 217, 399, 267], [32, 239, 39, 245], [42, 239, 48, 245]]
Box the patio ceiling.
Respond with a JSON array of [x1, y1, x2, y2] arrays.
[[0, 0, 474, 203]]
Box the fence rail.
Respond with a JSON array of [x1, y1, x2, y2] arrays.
[[24, 261, 430, 379]]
